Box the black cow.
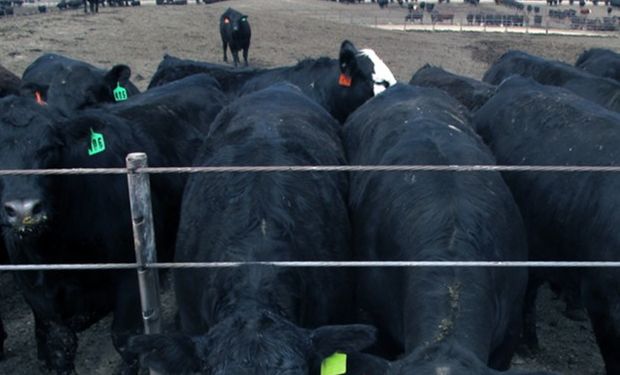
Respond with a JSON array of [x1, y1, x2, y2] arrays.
[[127, 83, 376, 374], [0, 64, 20, 98], [344, 84, 548, 375], [483, 50, 620, 113], [409, 64, 495, 111], [576, 48, 620, 82], [148, 40, 396, 123], [20, 53, 140, 115], [474, 76, 620, 375], [0, 81, 207, 373], [113, 73, 227, 134], [220, 8, 251, 67]]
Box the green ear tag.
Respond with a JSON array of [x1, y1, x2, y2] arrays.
[[113, 82, 128, 102], [88, 129, 106, 156], [321, 352, 347, 375]]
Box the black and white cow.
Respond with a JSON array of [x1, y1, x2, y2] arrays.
[[409, 64, 495, 111], [474, 75, 620, 375], [483, 50, 620, 113], [148, 40, 396, 123], [344, 84, 550, 375], [220, 7, 251, 67], [0, 79, 208, 373], [127, 83, 376, 374], [20, 53, 140, 115], [575, 48, 620, 82]]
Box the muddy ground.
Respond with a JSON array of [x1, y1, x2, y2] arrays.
[[0, 0, 616, 373]]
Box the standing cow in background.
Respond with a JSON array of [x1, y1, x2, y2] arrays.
[[220, 8, 251, 67]]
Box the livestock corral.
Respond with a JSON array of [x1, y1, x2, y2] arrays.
[[0, 0, 620, 374]]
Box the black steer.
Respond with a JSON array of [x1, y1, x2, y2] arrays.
[[575, 48, 620, 82], [220, 7, 251, 67], [483, 50, 620, 113], [148, 41, 396, 123], [20, 53, 140, 114], [344, 84, 548, 375], [473, 76, 620, 375], [127, 84, 376, 374], [409, 64, 495, 111], [0, 87, 205, 374]]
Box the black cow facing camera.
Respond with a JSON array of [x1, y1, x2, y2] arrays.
[[220, 8, 251, 67]]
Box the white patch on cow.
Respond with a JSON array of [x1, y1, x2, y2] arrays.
[[261, 219, 267, 237], [436, 366, 451, 375], [359, 48, 397, 96], [448, 125, 462, 133]]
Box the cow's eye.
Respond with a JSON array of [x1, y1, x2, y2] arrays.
[[224, 17, 230, 24], [241, 17, 247, 22]]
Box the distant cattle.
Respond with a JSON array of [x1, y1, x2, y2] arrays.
[[483, 50, 620, 112], [220, 8, 251, 67], [127, 83, 376, 374], [148, 40, 396, 123], [343, 84, 548, 375], [20, 53, 140, 115], [0, 64, 20, 98], [474, 76, 620, 375], [576, 48, 620, 82], [0, 78, 208, 373], [409, 64, 495, 110]]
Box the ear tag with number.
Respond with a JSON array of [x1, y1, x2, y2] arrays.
[[113, 82, 128, 102], [88, 129, 106, 156], [338, 73, 352, 87], [321, 352, 347, 375]]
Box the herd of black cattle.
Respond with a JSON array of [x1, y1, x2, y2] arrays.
[[0, 39, 620, 374]]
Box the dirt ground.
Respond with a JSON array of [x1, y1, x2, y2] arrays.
[[0, 0, 617, 373]]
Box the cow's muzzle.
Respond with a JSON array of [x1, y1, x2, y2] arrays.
[[3, 199, 48, 232]]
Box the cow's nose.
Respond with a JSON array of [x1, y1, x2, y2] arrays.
[[3, 199, 45, 226]]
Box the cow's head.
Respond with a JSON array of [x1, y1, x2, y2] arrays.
[[48, 64, 135, 114], [0, 96, 131, 242], [128, 310, 376, 375], [221, 8, 249, 34], [329, 40, 396, 122], [0, 96, 63, 237]]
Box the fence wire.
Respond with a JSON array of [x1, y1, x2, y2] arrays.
[[1, 163, 619, 271]]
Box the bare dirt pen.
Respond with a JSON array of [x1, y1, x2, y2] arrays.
[[0, 0, 616, 373]]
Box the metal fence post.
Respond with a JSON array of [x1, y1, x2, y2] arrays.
[[126, 152, 163, 375]]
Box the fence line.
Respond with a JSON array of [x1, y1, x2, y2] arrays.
[[1, 261, 620, 271], [3, 164, 620, 175]]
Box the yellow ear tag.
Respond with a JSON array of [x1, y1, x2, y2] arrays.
[[321, 352, 347, 375]]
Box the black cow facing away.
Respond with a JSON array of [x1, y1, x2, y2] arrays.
[[474, 76, 620, 375], [0, 84, 207, 373], [20, 53, 140, 115], [575, 48, 620, 82], [344, 84, 552, 375], [409, 64, 495, 111], [220, 7, 251, 67], [127, 83, 377, 374], [483, 50, 620, 113]]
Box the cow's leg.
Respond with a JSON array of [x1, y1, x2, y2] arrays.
[[222, 42, 228, 63], [83, 0, 87, 12], [588, 304, 620, 375], [232, 50, 240, 68], [0, 315, 6, 360], [520, 274, 543, 353], [34, 313, 78, 375], [489, 307, 522, 371], [110, 271, 143, 375], [243, 47, 249, 66]]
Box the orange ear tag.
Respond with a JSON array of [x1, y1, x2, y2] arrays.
[[338, 73, 352, 87], [34, 91, 47, 106]]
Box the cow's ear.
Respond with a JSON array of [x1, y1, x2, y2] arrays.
[[127, 334, 204, 374], [339, 40, 359, 76], [310, 324, 377, 360], [105, 64, 132, 87]]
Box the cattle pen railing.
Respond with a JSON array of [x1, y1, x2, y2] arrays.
[[1, 152, 619, 375]]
